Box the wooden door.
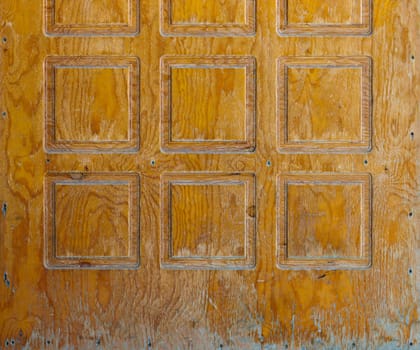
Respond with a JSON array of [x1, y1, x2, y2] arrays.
[[0, 0, 418, 348]]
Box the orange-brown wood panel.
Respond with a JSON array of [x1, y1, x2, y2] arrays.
[[0, 0, 418, 348]]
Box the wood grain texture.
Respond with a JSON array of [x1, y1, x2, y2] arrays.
[[161, 56, 256, 153], [44, 173, 140, 269], [0, 0, 418, 348], [161, 172, 256, 269], [161, 0, 256, 36], [278, 0, 372, 35], [277, 56, 372, 153], [287, 0, 364, 25], [170, 0, 246, 25], [44, 0, 140, 36], [44, 56, 140, 153], [277, 173, 372, 269]]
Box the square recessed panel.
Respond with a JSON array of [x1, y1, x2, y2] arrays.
[[161, 56, 256, 153], [44, 173, 140, 269], [161, 173, 256, 269], [45, 0, 139, 36], [45, 56, 140, 153], [161, 0, 256, 36], [277, 56, 372, 153], [277, 0, 372, 35], [277, 173, 372, 270]]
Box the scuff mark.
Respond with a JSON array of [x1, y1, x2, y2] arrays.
[[208, 297, 219, 311], [290, 313, 295, 350], [3, 272, 10, 287], [2, 202, 7, 217]]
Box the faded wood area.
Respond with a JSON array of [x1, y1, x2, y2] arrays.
[[0, 0, 419, 349]]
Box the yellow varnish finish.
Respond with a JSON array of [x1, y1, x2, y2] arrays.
[[171, 0, 246, 24], [0, 0, 418, 348], [286, 183, 362, 258], [287, 67, 362, 142], [54, 184, 130, 258], [286, 0, 363, 25], [54, 67, 130, 142], [170, 67, 246, 141], [54, 0, 129, 25]]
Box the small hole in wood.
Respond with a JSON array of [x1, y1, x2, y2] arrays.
[[410, 131, 414, 139], [409, 268, 413, 274], [10, 339, 15, 345], [2, 37, 7, 43], [409, 211, 413, 217], [46, 159, 50, 164], [411, 55, 415, 60], [2, 111, 6, 117], [151, 159, 156, 166], [409, 341, 413, 346], [266, 160, 272, 167], [5, 340, 9, 346], [364, 159, 368, 165], [46, 340, 51, 345]]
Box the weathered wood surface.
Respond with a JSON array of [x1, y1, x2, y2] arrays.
[[0, 0, 418, 348]]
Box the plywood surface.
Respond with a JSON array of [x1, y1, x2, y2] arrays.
[[0, 0, 418, 348]]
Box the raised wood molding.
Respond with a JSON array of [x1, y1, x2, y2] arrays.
[[277, 56, 372, 153], [44, 172, 140, 269], [44, 56, 140, 153], [161, 56, 256, 153], [277, 173, 372, 270], [161, 172, 256, 269]]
